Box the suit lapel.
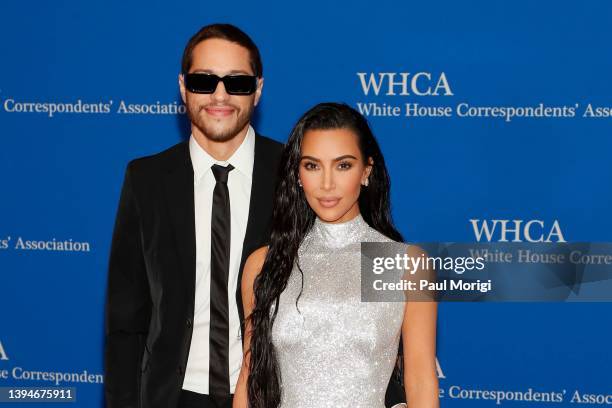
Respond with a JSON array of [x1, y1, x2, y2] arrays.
[[240, 135, 275, 274], [236, 135, 278, 331], [160, 137, 278, 332], [162, 143, 197, 309], [241, 138, 262, 267]]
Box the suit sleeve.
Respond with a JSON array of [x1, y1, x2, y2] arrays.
[[385, 376, 407, 407], [104, 164, 151, 408], [385, 344, 407, 407]]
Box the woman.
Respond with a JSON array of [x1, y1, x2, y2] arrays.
[[233, 103, 438, 407]]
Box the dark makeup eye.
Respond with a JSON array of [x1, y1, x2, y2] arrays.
[[337, 161, 353, 170], [303, 161, 319, 170]]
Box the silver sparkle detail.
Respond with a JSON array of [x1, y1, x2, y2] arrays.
[[271, 213, 405, 407]]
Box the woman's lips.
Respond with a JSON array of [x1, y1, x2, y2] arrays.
[[318, 197, 341, 208], [204, 106, 234, 117]]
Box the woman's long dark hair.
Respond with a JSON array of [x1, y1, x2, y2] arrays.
[[247, 102, 403, 407]]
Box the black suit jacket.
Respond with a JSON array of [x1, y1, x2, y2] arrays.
[[104, 134, 284, 408], [104, 134, 407, 408]]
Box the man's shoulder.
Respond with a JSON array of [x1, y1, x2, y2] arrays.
[[255, 133, 284, 150], [255, 133, 284, 160], [126, 141, 189, 178], [123, 134, 283, 179]]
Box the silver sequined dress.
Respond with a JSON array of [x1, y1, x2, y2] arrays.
[[271, 213, 405, 407]]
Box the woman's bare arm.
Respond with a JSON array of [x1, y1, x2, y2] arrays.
[[402, 245, 439, 407], [232, 246, 268, 408]]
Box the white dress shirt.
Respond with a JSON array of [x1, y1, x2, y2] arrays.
[[182, 126, 255, 394]]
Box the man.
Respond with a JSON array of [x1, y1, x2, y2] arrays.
[[104, 24, 283, 408], [105, 23, 407, 408]]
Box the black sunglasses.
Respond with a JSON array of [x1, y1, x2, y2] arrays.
[[183, 73, 258, 95]]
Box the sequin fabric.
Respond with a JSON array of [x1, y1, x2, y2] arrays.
[[271, 213, 405, 407]]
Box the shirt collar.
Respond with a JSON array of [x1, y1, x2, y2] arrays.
[[189, 125, 255, 182]]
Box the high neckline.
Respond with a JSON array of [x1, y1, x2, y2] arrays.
[[312, 213, 367, 249]]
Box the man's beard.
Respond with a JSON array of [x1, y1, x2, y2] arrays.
[[187, 100, 254, 142]]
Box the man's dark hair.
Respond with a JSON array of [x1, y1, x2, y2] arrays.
[[181, 23, 263, 77]]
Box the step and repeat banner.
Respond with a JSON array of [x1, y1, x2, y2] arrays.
[[1, 1, 611, 406]]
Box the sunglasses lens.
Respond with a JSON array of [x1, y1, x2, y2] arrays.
[[184, 74, 219, 94], [223, 75, 257, 95]]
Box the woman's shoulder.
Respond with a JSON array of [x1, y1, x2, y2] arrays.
[[246, 245, 268, 263], [242, 246, 269, 289], [363, 225, 400, 244], [363, 225, 425, 257]]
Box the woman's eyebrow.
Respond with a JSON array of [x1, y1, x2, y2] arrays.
[[332, 155, 358, 161], [300, 155, 358, 162]]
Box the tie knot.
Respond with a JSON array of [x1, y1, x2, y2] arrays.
[[211, 164, 234, 183]]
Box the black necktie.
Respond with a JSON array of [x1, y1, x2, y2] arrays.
[[209, 163, 234, 400]]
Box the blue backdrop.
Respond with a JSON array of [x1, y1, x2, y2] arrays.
[[1, 1, 610, 406]]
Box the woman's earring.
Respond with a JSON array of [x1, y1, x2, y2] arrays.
[[298, 179, 303, 187], [363, 178, 369, 187]]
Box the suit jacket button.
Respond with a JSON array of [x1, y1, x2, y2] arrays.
[[177, 366, 184, 376], [186, 318, 192, 328]]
